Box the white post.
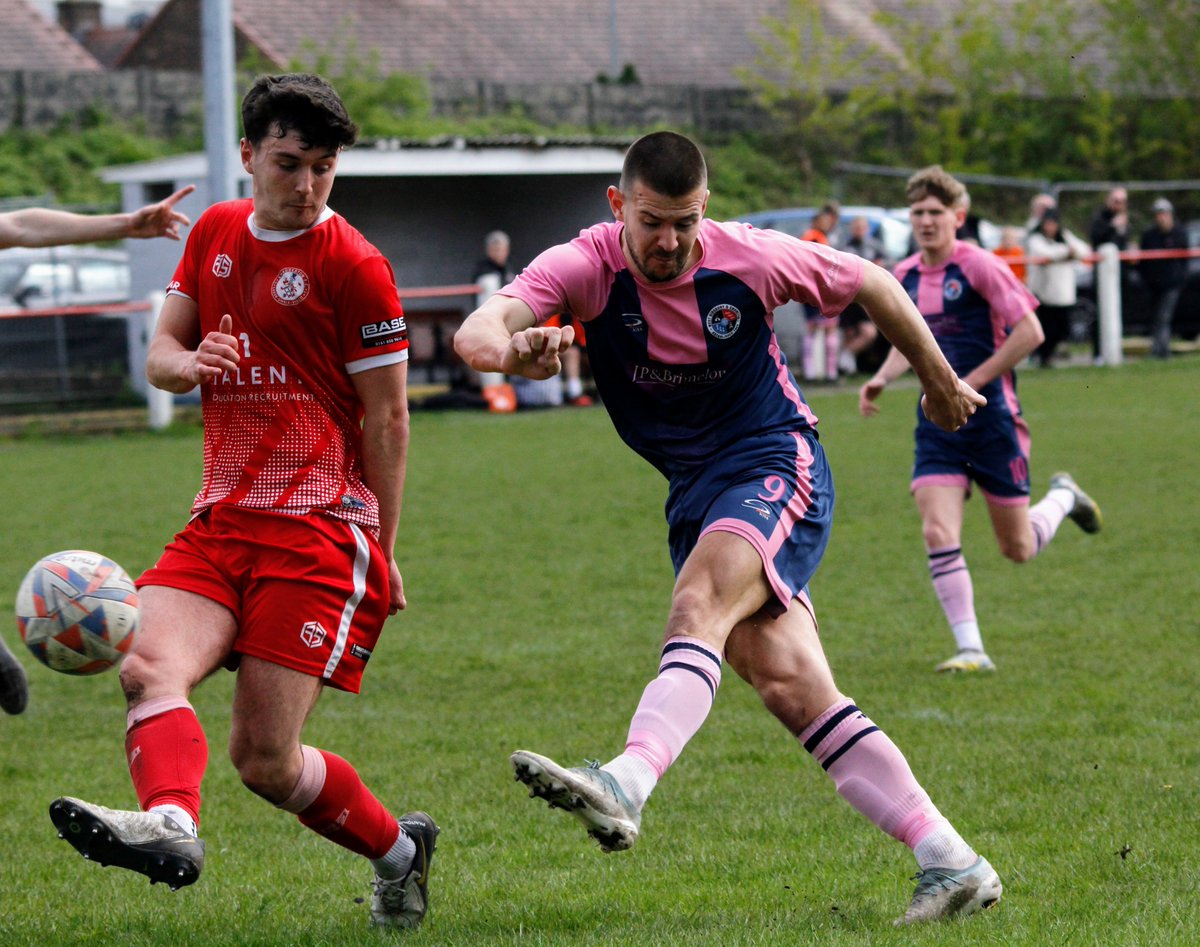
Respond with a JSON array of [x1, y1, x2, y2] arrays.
[[202, 0, 238, 204], [1096, 243, 1123, 367], [144, 291, 174, 430]]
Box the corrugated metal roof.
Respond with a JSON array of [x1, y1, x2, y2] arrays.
[[101, 139, 630, 183]]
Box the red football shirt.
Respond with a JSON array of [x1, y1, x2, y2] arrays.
[[167, 200, 408, 530]]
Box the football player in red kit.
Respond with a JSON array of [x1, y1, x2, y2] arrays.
[[48, 74, 437, 930]]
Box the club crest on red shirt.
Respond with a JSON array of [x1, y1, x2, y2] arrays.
[[272, 267, 310, 306]]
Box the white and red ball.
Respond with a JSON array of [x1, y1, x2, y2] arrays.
[[15, 550, 139, 675]]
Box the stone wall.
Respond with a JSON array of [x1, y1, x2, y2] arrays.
[[0, 70, 202, 137], [0, 70, 770, 136]]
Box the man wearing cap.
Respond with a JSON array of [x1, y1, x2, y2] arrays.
[[1139, 198, 1188, 358]]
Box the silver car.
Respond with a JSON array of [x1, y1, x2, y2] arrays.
[[0, 246, 131, 310]]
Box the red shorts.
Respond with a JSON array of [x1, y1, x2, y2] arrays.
[[138, 505, 390, 693]]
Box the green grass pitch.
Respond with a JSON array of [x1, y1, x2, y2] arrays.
[[0, 359, 1195, 945]]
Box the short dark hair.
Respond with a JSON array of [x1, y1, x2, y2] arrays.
[[241, 73, 359, 151], [905, 165, 966, 208], [619, 131, 707, 197]]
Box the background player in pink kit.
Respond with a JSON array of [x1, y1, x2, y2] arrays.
[[456, 132, 1002, 926], [859, 165, 1102, 673], [47, 74, 438, 930]]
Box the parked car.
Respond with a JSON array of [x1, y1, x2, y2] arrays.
[[0, 246, 131, 310], [737, 205, 914, 264]]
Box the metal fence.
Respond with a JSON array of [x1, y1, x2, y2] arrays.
[[0, 303, 150, 411]]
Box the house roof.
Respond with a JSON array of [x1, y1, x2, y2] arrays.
[[0, 0, 104, 71], [113, 0, 1111, 90], [116, 0, 802, 86], [80, 25, 142, 69]]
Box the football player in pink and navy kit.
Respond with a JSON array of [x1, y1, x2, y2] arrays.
[[860, 165, 1102, 673], [48, 74, 437, 930], [456, 132, 1002, 925]]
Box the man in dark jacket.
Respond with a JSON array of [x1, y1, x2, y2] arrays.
[[1088, 186, 1132, 363], [1089, 187, 1130, 251], [1139, 198, 1189, 358]]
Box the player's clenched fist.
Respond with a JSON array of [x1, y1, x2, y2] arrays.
[[507, 323, 576, 379], [920, 378, 985, 432]]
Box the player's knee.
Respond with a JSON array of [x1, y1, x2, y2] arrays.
[[228, 740, 292, 803], [665, 585, 720, 639], [754, 673, 837, 734], [998, 536, 1035, 563], [921, 522, 956, 550], [754, 675, 798, 720], [117, 654, 155, 707]]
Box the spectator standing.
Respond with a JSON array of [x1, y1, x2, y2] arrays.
[[838, 215, 885, 374], [472, 230, 519, 411], [1139, 197, 1188, 359], [1024, 192, 1057, 235], [844, 214, 884, 263], [1088, 186, 1130, 362], [954, 189, 983, 246], [800, 202, 842, 380], [1089, 187, 1130, 252], [994, 226, 1028, 285], [1026, 210, 1091, 367]]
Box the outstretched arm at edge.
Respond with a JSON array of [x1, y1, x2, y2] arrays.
[[0, 185, 195, 249]]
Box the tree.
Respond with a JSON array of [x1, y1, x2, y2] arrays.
[[743, 0, 1200, 206], [737, 0, 884, 185]]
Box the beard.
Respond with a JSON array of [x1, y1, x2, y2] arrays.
[[625, 232, 690, 283]]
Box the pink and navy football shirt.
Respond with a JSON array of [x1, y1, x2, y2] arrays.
[[893, 241, 1037, 405], [500, 219, 864, 477]]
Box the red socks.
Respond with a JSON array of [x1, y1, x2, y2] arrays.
[[126, 700, 398, 859], [281, 746, 399, 859], [125, 698, 207, 829]]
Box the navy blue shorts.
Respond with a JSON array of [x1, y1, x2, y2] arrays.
[[665, 430, 834, 617], [911, 399, 1031, 505]]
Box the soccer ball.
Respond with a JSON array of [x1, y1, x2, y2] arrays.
[[15, 550, 139, 675]]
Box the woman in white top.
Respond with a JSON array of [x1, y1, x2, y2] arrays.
[[1026, 209, 1091, 367]]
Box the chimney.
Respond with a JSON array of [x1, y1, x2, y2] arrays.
[[57, 1, 104, 40]]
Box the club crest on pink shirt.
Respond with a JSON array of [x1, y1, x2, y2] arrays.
[[706, 303, 742, 339]]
